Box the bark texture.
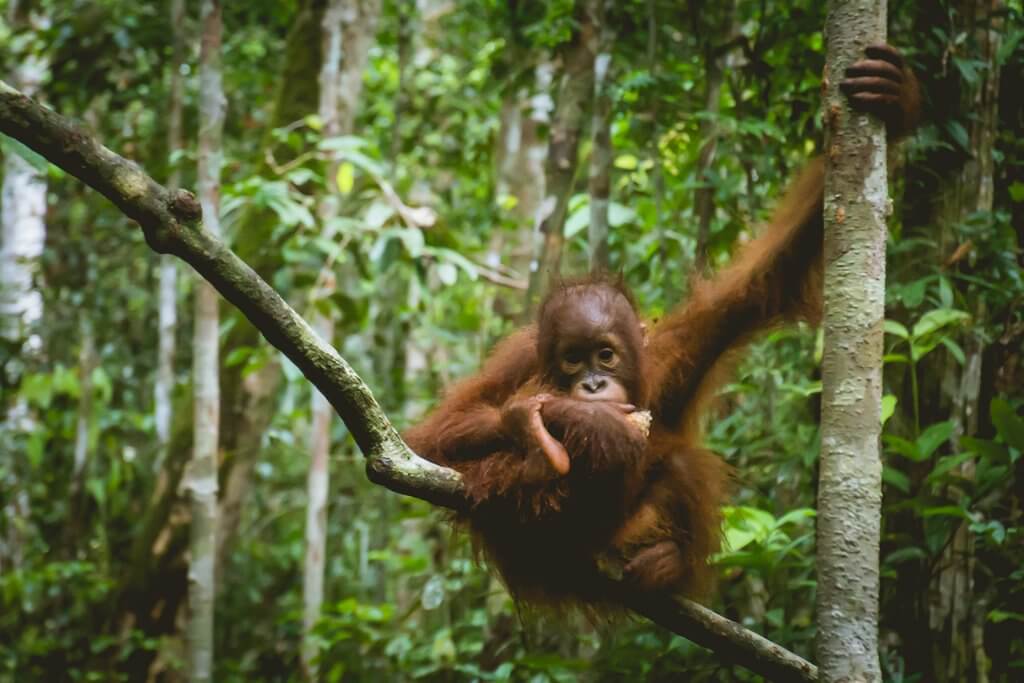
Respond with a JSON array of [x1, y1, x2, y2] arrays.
[[817, 1, 888, 681]]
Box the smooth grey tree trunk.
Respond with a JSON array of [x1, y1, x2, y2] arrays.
[[817, 1, 888, 680], [72, 316, 95, 487], [300, 0, 346, 675], [189, 1, 225, 681], [156, 0, 186, 451], [0, 1, 50, 572]]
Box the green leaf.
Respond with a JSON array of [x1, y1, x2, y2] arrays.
[[607, 202, 637, 227], [960, 436, 1010, 463], [884, 546, 926, 565], [881, 395, 897, 426], [335, 162, 355, 195], [884, 320, 909, 339], [1009, 181, 1024, 203], [775, 508, 816, 527], [947, 120, 970, 150], [884, 434, 921, 461], [911, 308, 970, 339], [899, 278, 928, 308], [87, 478, 106, 507], [564, 201, 590, 238], [0, 135, 49, 172], [922, 505, 970, 519], [990, 398, 1024, 450], [941, 337, 966, 365], [938, 276, 954, 309], [917, 420, 955, 459], [614, 154, 638, 170], [987, 610, 1024, 624], [304, 114, 323, 131], [883, 465, 911, 493], [225, 347, 253, 367], [436, 262, 457, 286], [926, 452, 975, 484]]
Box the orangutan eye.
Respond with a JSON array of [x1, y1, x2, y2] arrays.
[[560, 350, 584, 376], [598, 347, 617, 367]]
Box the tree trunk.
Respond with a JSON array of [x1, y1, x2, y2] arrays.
[[928, 3, 1003, 681], [693, 0, 735, 272], [495, 60, 551, 283], [299, 0, 351, 675], [0, 4, 48, 366], [72, 315, 95, 488], [189, 1, 225, 680], [817, 1, 888, 680], [114, 4, 328, 678], [523, 12, 596, 314], [587, 0, 613, 273], [156, 0, 186, 451], [0, 1, 49, 573]]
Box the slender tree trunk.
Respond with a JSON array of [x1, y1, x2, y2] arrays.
[[0, 1, 50, 573], [114, 5, 328, 678], [693, 0, 735, 272], [928, 3, 1003, 681], [156, 0, 186, 451], [495, 60, 550, 280], [646, 0, 676, 302], [524, 12, 596, 313], [189, 1, 224, 680], [300, 0, 349, 675], [0, 5, 48, 366], [72, 315, 95, 488], [301, 314, 333, 675], [817, 1, 887, 680], [587, 0, 613, 273]]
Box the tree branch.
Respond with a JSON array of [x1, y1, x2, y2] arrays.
[[0, 81, 817, 683], [623, 593, 818, 683], [0, 80, 463, 510]]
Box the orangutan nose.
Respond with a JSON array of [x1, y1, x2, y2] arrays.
[[581, 377, 607, 394]]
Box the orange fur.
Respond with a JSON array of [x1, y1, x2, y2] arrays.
[[402, 161, 824, 606], [403, 49, 920, 608]]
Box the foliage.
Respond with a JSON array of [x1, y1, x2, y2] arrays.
[[0, 0, 1022, 681]]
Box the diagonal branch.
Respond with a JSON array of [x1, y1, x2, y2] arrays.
[[0, 81, 817, 683], [0, 80, 463, 510]]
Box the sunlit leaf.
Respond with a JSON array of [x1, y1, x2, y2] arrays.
[[436, 262, 457, 286], [881, 394, 897, 426], [335, 162, 355, 195], [884, 320, 909, 339]]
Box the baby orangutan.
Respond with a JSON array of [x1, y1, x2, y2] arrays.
[[404, 43, 920, 606]]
